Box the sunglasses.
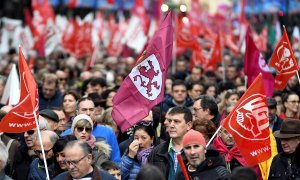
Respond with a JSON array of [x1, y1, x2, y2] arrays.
[[26, 130, 35, 135], [138, 120, 153, 127], [76, 126, 92, 133], [34, 148, 53, 155]]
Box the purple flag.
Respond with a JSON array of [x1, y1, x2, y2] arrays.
[[112, 12, 173, 132], [244, 27, 274, 97]]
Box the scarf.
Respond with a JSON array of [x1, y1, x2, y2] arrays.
[[137, 146, 154, 165], [87, 135, 96, 149], [213, 136, 247, 167]]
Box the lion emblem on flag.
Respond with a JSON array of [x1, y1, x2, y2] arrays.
[[129, 54, 162, 100]]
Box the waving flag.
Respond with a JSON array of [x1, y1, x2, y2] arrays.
[[112, 12, 173, 132], [222, 74, 271, 166], [0, 48, 39, 133], [269, 27, 299, 90], [0, 64, 20, 105], [244, 27, 274, 97]]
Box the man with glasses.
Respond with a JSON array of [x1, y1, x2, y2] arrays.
[[192, 95, 220, 127], [28, 130, 59, 179], [53, 140, 115, 179], [61, 97, 121, 163], [11, 116, 49, 180]]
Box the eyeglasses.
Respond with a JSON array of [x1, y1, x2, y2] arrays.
[[76, 126, 92, 133], [193, 107, 203, 112], [139, 121, 153, 126], [26, 130, 35, 135], [64, 154, 88, 166], [288, 100, 300, 104], [34, 148, 53, 155]]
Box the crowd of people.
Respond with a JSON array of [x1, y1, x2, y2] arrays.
[[0, 48, 300, 179], [1, 1, 300, 180]]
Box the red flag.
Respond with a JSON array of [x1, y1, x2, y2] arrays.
[[269, 27, 299, 90], [244, 27, 274, 97], [204, 34, 222, 71], [222, 74, 271, 166], [0, 48, 39, 133], [112, 12, 173, 132]]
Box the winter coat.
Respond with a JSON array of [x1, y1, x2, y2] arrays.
[[120, 155, 141, 180], [269, 151, 300, 180], [176, 149, 230, 180], [53, 165, 115, 180], [147, 140, 170, 179], [11, 142, 36, 180], [161, 94, 194, 113], [28, 158, 55, 180], [38, 86, 63, 110]]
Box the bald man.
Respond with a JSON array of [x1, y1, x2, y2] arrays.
[[28, 130, 59, 179]]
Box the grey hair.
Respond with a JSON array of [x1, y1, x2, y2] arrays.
[[0, 141, 8, 170], [39, 115, 50, 130], [40, 130, 59, 145], [65, 140, 92, 155]]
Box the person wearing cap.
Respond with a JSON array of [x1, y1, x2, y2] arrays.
[[176, 129, 230, 180], [269, 119, 300, 179], [71, 114, 111, 167], [267, 97, 284, 153], [40, 109, 59, 132]]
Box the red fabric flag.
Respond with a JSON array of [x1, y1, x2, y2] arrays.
[[112, 12, 173, 132], [0, 48, 39, 133], [222, 74, 271, 166], [204, 35, 222, 71], [244, 27, 274, 97], [269, 27, 299, 90]]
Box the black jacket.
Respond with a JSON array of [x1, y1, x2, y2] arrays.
[[176, 149, 230, 180], [147, 140, 170, 179], [269, 150, 300, 180], [11, 142, 36, 180]]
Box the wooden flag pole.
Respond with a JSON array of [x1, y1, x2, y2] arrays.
[[33, 111, 50, 180]]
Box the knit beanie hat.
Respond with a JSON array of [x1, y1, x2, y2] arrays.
[[71, 114, 93, 133], [182, 129, 206, 148]]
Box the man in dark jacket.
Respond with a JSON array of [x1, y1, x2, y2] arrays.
[[53, 140, 115, 180], [176, 130, 230, 180], [161, 80, 193, 113], [148, 107, 193, 180], [38, 73, 63, 110], [269, 119, 300, 179]]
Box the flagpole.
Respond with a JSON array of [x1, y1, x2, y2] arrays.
[[33, 111, 50, 180], [296, 71, 300, 85], [206, 125, 222, 148]]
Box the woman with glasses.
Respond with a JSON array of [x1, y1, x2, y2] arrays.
[[71, 114, 110, 167], [120, 121, 156, 180], [279, 92, 300, 120]]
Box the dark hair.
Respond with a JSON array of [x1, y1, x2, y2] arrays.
[[90, 77, 107, 88], [76, 97, 95, 112], [133, 121, 156, 142], [63, 90, 81, 102], [231, 167, 257, 180], [100, 160, 120, 171], [205, 83, 218, 97], [0, 110, 7, 121], [193, 119, 216, 140], [53, 135, 77, 154], [135, 164, 165, 180], [171, 79, 187, 91], [168, 106, 192, 123], [195, 95, 219, 118], [52, 135, 77, 177]]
